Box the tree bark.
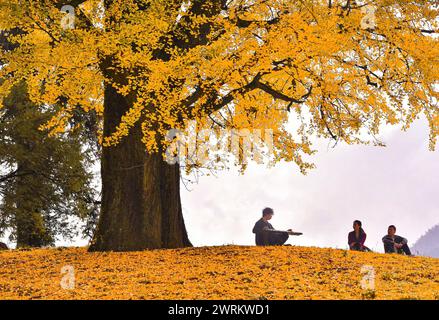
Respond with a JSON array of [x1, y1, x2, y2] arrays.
[[89, 84, 192, 251]]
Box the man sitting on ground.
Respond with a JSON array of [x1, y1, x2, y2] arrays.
[[252, 207, 299, 246], [382, 225, 413, 255]]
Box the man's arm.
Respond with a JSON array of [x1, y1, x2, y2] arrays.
[[263, 226, 288, 234], [395, 236, 408, 245], [382, 236, 394, 245]]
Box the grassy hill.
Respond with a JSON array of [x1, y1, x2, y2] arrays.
[[0, 245, 438, 300]]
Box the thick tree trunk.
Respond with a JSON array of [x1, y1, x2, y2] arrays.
[[89, 84, 192, 251]]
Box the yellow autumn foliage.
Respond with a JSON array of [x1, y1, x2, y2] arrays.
[[0, 245, 438, 300], [0, 1, 438, 172]]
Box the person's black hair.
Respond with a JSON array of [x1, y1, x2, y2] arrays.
[[353, 220, 365, 235], [388, 225, 396, 231], [262, 207, 274, 216]]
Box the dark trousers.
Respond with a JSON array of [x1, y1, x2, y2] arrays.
[[350, 243, 372, 252], [384, 243, 412, 255], [400, 244, 412, 255], [267, 232, 289, 245]]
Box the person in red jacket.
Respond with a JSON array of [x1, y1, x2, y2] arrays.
[[348, 220, 371, 252]]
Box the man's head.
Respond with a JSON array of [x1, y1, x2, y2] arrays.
[[388, 225, 396, 236], [262, 207, 274, 220]]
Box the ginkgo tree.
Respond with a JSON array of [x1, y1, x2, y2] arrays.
[[0, 0, 437, 251]]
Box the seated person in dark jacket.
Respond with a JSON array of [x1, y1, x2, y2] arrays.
[[382, 225, 412, 255], [348, 220, 371, 252], [252, 207, 295, 246]]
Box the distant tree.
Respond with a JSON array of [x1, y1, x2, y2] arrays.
[[0, 1, 437, 251], [0, 82, 99, 247]]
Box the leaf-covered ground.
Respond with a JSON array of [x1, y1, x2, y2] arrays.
[[0, 245, 438, 300]]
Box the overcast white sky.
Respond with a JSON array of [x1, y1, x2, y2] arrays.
[[2, 117, 438, 253]]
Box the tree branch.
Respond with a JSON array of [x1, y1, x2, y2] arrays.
[[254, 81, 312, 104]]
